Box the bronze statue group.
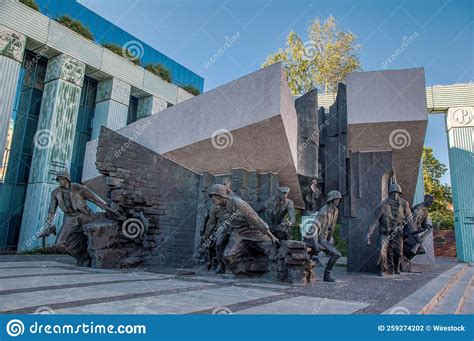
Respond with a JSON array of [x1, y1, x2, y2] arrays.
[[40, 171, 433, 282]]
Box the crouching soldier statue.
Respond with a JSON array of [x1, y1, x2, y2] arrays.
[[304, 190, 342, 282], [365, 183, 413, 276], [208, 184, 279, 274], [39, 170, 119, 267], [259, 187, 296, 241]]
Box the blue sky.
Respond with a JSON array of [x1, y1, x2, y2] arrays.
[[80, 0, 473, 185]]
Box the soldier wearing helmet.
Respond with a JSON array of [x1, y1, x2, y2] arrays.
[[40, 170, 120, 267], [208, 183, 279, 274], [403, 194, 435, 264], [198, 179, 235, 273], [365, 181, 414, 276], [258, 186, 296, 241], [303, 190, 343, 282]]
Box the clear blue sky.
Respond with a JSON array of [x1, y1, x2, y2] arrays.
[[80, 0, 473, 185]]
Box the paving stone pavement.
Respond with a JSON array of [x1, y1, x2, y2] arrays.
[[0, 255, 458, 314]]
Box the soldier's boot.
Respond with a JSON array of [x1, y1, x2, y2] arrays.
[[215, 261, 226, 274], [393, 257, 401, 275], [323, 269, 335, 282], [323, 255, 339, 282]]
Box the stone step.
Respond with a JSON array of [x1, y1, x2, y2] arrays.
[[427, 265, 474, 314], [459, 275, 474, 314], [382, 263, 468, 314]]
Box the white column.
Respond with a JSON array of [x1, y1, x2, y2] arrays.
[[18, 54, 86, 251], [137, 95, 167, 119], [91, 77, 131, 139], [0, 25, 26, 167], [446, 107, 474, 263]]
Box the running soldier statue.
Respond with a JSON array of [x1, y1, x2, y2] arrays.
[[365, 183, 414, 276], [404, 194, 434, 260], [259, 187, 296, 241], [39, 170, 119, 266], [304, 190, 342, 282], [208, 184, 279, 274]]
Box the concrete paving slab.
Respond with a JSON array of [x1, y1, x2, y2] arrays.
[[0, 278, 214, 312], [0, 272, 173, 292], [237, 296, 369, 314], [0, 267, 86, 277], [55, 286, 282, 314], [0, 261, 69, 268]]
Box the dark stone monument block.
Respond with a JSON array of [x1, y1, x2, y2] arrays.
[[347, 150, 394, 273]]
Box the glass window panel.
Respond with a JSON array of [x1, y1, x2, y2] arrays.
[[29, 89, 43, 118]]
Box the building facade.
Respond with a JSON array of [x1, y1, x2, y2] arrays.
[[0, 0, 203, 250]]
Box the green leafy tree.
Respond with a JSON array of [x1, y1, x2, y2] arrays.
[[262, 16, 360, 95], [422, 147, 454, 230]]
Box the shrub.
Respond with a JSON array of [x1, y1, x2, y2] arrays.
[[56, 15, 94, 41], [182, 85, 200, 96], [333, 224, 348, 257], [430, 210, 454, 230], [145, 63, 171, 82], [103, 43, 141, 65], [20, 0, 39, 11]]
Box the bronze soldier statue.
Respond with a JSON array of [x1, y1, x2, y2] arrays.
[[404, 194, 434, 260], [259, 187, 296, 241], [365, 183, 414, 276], [198, 179, 235, 273], [304, 190, 342, 282], [39, 170, 119, 266], [208, 184, 279, 274]]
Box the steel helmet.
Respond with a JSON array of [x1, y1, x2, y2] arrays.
[[56, 170, 71, 182], [326, 190, 342, 202], [208, 184, 229, 199], [389, 183, 403, 194]]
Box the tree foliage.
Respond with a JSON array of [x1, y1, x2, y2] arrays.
[[20, 0, 39, 11], [262, 16, 360, 95], [422, 147, 454, 230]]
